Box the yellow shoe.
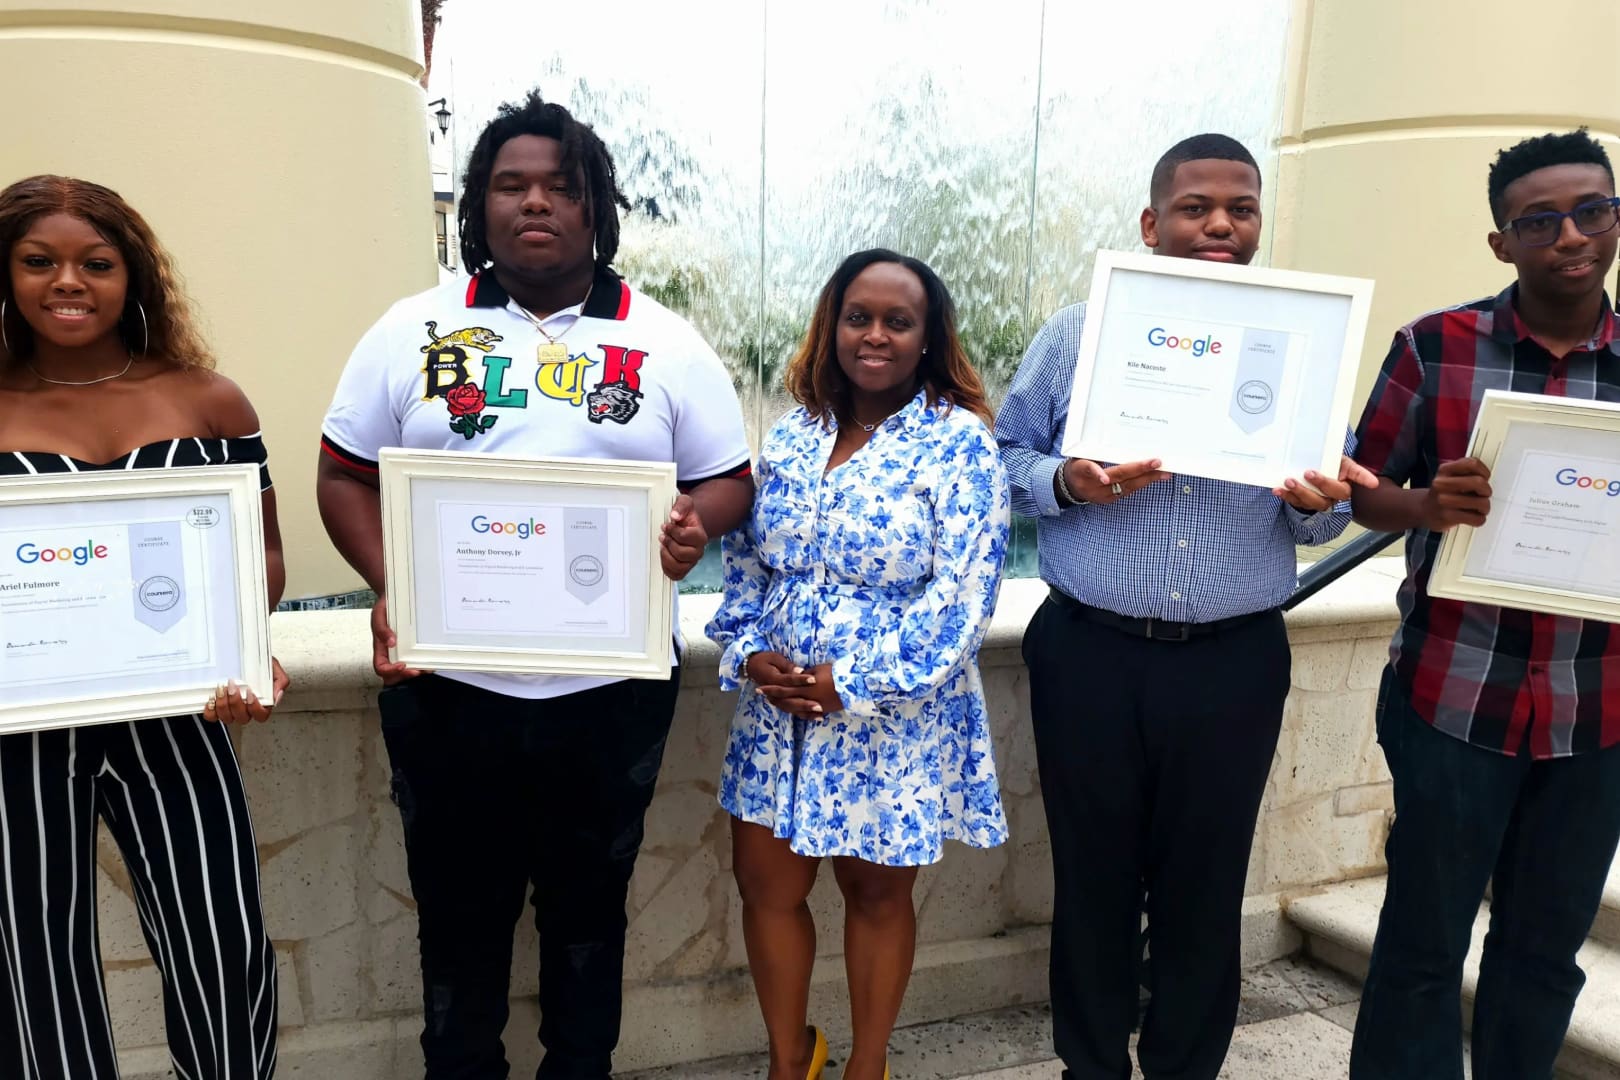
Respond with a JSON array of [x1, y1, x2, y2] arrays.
[[805, 1025, 829, 1080]]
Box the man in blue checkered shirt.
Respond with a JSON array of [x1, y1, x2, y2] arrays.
[[995, 133, 1375, 1080]]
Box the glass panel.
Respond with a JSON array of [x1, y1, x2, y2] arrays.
[[760, 0, 1045, 429], [429, 0, 1294, 591], [1028, 0, 1292, 318]]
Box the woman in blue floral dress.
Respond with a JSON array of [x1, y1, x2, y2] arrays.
[[707, 249, 1010, 1080]]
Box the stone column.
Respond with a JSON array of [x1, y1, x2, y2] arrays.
[[0, 0, 438, 596], [1271, 0, 1620, 403]]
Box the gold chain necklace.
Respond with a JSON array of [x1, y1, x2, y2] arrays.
[[511, 285, 592, 365]]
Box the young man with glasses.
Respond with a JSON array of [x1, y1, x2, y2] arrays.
[[1350, 129, 1620, 1080]]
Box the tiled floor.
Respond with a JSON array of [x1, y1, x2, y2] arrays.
[[623, 957, 1382, 1079]]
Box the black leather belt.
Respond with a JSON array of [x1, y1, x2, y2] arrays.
[[1047, 587, 1273, 643]]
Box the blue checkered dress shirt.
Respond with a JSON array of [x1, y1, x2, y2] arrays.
[[994, 303, 1353, 623]]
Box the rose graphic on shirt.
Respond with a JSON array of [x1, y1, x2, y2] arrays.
[[445, 383, 497, 439]]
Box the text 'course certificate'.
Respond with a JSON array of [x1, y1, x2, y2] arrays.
[[1430, 391, 1620, 622], [0, 516, 215, 690], [380, 450, 675, 679], [1061, 251, 1371, 489], [1089, 311, 1309, 471], [436, 501, 629, 638], [0, 464, 269, 734], [1469, 450, 1620, 599]]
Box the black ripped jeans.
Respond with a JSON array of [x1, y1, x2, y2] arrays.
[[380, 671, 681, 1080]]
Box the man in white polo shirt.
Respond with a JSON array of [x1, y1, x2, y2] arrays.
[[317, 90, 752, 1079]]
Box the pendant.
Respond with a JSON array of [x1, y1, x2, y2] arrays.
[[537, 341, 568, 365]]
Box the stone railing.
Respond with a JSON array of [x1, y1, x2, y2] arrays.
[[105, 564, 1406, 1079]]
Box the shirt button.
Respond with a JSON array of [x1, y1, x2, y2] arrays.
[[1170, 591, 1182, 600], [1182, 485, 1193, 494], [1177, 539, 1188, 548]]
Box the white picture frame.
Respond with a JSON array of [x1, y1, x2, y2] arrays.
[[379, 448, 678, 679], [1429, 390, 1620, 621], [1061, 249, 1374, 489], [0, 464, 272, 733]]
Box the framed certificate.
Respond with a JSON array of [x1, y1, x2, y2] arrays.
[[0, 464, 272, 734], [1430, 390, 1620, 621], [379, 448, 677, 679], [1061, 250, 1374, 488]]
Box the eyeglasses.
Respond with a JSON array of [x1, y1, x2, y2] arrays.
[[1502, 197, 1620, 248]]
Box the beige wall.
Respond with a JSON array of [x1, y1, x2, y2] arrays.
[[0, 0, 437, 597], [1273, 0, 1620, 411]]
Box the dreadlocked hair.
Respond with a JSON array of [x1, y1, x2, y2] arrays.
[[458, 89, 630, 273]]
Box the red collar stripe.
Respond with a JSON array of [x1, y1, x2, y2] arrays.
[[463, 267, 631, 322]]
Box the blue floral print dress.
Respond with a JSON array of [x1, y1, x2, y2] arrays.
[[706, 390, 1011, 866]]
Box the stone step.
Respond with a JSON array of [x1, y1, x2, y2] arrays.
[[623, 956, 1370, 1080], [1285, 877, 1620, 1080]]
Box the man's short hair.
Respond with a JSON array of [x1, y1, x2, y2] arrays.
[[1150, 134, 1260, 206], [1487, 129, 1615, 227]]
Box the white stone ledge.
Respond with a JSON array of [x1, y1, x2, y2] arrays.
[[126, 559, 1405, 1075], [114, 928, 1054, 1080], [268, 562, 1404, 709]]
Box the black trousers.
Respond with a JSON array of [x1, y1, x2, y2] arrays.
[[380, 671, 680, 1080], [1024, 596, 1290, 1080], [1350, 670, 1620, 1080]]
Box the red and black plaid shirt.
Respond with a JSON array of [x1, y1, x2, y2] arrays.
[[1354, 284, 1620, 759]]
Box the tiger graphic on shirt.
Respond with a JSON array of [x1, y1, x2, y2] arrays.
[[419, 323, 648, 436]]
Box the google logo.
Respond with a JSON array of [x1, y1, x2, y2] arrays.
[[1147, 326, 1223, 357], [16, 540, 110, 566], [1555, 468, 1620, 496], [471, 514, 547, 539]]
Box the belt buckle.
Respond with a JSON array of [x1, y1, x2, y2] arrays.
[[1144, 617, 1191, 643]]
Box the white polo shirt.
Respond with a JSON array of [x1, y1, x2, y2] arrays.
[[322, 266, 751, 700]]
